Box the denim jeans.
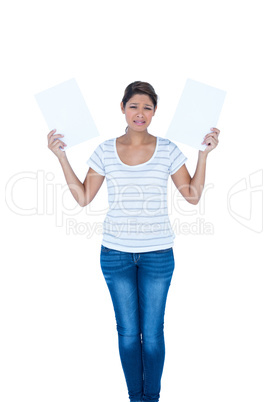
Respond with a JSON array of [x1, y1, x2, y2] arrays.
[[100, 245, 175, 402]]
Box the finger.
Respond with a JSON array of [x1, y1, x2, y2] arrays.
[[54, 139, 67, 147], [202, 133, 218, 144], [205, 135, 218, 141], [204, 136, 218, 146], [208, 135, 218, 143], [204, 132, 216, 138], [203, 130, 219, 140], [47, 129, 57, 138], [49, 139, 67, 149], [52, 134, 65, 141], [48, 134, 65, 145], [210, 127, 220, 135]]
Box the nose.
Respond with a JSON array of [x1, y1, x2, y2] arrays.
[[136, 108, 144, 117]]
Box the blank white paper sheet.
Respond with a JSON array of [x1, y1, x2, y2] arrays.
[[35, 78, 100, 150], [166, 79, 226, 150]]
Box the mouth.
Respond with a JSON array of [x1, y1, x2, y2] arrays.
[[134, 120, 146, 125]]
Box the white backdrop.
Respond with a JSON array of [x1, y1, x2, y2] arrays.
[[1, 0, 267, 401]]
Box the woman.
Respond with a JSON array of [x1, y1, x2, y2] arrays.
[[47, 81, 220, 402]]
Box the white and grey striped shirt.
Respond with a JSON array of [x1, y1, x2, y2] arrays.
[[87, 136, 187, 252]]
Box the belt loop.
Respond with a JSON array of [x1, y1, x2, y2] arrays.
[[132, 253, 140, 264]]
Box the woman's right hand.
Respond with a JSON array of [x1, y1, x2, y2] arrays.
[[47, 129, 67, 159]]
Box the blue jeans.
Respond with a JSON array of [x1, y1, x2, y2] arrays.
[[100, 245, 175, 402]]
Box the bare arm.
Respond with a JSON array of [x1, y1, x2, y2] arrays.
[[171, 128, 220, 205], [47, 129, 105, 207]]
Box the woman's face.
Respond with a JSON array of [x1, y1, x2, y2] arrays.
[[120, 94, 157, 132]]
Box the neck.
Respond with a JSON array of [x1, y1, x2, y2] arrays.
[[124, 128, 151, 145]]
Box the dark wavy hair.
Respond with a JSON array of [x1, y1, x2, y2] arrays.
[[121, 81, 158, 110]]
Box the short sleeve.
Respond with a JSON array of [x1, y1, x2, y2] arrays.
[[86, 143, 105, 176], [168, 141, 187, 175]]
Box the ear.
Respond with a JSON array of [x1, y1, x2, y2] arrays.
[[120, 102, 125, 114]]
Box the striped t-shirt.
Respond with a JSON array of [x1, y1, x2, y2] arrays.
[[86, 136, 187, 252]]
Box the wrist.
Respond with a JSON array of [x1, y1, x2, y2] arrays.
[[58, 153, 68, 164], [198, 150, 208, 162]]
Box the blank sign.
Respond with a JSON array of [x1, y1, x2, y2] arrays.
[[166, 79, 226, 150], [35, 78, 100, 150]]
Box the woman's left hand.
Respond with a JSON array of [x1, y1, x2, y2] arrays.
[[201, 127, 220, 154]]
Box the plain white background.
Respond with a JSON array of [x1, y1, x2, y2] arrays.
[[1, 0, 267, 401]]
